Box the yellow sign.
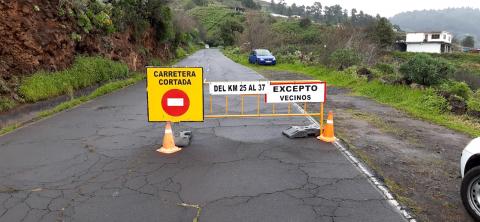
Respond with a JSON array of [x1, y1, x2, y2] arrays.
[[146, 67, 204, 122]]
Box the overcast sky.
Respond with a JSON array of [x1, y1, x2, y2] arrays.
[[281, 0, 480, 17]]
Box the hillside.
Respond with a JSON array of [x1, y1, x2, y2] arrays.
[[0, 0, 201, 112], [390, 8, 480, 46]]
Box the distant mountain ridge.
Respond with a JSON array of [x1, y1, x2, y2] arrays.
[[390, 7, 480, 46]]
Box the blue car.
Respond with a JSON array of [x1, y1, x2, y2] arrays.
[[248, 49, 276, 65]]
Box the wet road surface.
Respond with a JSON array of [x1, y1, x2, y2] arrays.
[[0, 49, 405, 222]]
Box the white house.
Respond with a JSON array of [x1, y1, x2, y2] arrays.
[[270, 13, 288, 18], [406, 31, 452, 53]]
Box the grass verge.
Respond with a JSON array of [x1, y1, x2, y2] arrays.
[[38, 74, 144, 118], [0, 46, 201, 136], [223, 49, 480, 137], [0, 73, 144, 136], [19, 56, 129, 102]]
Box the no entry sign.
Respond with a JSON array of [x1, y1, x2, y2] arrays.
[[146, 67, 203, 122], [161, 89, 190, 116]]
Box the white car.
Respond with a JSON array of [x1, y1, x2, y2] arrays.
[[461, 137, 480, 220]]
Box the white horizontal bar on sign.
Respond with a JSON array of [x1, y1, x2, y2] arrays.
[[209, 81, 269, 95], [167, 98, 184, 107], [266, 82, 326, 103]]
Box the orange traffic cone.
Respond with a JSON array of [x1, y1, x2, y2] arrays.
[[157, 122, 182, 154], [318, 111, 336, 143]]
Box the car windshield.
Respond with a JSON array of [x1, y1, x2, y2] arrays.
[[256, 50, 272, 56]]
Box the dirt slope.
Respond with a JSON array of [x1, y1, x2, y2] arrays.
[[0, 0, 171, 100], [0, 0, 76, 78]]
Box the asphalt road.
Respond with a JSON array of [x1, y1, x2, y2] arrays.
[[0, 49, 405, 222]]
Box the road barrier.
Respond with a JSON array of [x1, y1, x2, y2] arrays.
[[204, 80, 327, 130], [146, 66, 333, 154]]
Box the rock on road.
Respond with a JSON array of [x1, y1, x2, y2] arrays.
[[0, 49, 406, 222]]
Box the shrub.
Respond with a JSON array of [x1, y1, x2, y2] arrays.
[[77, 12, 94, 33], [71, 32, 82, 42], [399, 54, 455, 86], [454, 69, 480, 90], [0, 97, 16, 112], [70, 0, 115, 34], [299, 18, 312, 27], [448, 94, 467, 115], [19, 57, 129, 102], [380, 72, 404, 85], [421, 89, 449, 114], [467, 90, 480, 117], [375, 63, 395, 75], [437, 80, 473, 100], [93, 11, 115, 33], [330, 49, 361, 70], [175, 47, 187, 58]]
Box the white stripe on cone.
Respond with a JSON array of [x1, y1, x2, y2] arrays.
[[327, 120, 334, 124], [167, 98, 184, 107]]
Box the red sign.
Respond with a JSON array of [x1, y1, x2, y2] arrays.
[[161, 89, 190, 117]]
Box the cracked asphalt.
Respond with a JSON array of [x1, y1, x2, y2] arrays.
[[0, 49, 405, 222]]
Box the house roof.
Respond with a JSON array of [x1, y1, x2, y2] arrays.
[[406, 31, 452, 35]]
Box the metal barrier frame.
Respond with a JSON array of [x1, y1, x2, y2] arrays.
[[204, 80, 325, 129]]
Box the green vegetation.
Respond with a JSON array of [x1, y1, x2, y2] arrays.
[[399, 54, 454, 86], [0, 73, 143, 136], [468, 91, 480, 116], [188, 5, 244, 46], [370, 17, 395, 49], [268, 1, 377, 27], [438, 81, 472, 100], [38, 73, 143, 118], [58, 0, 115, 34], [223, 48, 480, 136], [111, 0, 174, 42], [330, 49, 361, 70], [0, 97, 16, 112], [1, 43, 200, 134], [374, 63, 395, 75], [19, 57, 129, 102], [462, 35, 476, 48]]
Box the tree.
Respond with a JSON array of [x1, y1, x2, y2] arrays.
[[299, 17, 312, 27], [462, 35, 475, 48], [241, 12, 276, 49], [241, 0, 259, 9], [350, 8, 357, 24], [310, 2, 322, 21], [371, 17, 395, 49], [219, 18, 244, 46]]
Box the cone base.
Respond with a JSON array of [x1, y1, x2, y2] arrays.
[[317, 135, 336, 143], [157, 146, 182, 154]]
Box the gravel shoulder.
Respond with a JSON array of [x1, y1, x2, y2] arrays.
[[258, 69, 474, 222]]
